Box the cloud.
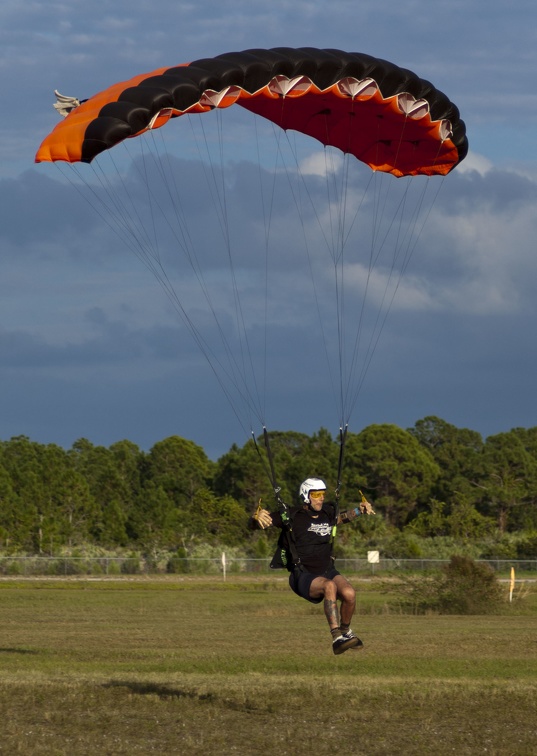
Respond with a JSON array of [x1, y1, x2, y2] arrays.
[[4, 142, 536, 443], [3, 0, 537, 453], [299, 151, 344, 177], [455, 151, 493, 177]]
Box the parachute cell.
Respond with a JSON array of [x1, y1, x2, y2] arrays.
[[35, 48, 467, 177]]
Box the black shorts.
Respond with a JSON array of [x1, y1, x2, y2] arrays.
[[289, 566, 340, 604]]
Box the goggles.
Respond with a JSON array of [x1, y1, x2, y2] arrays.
[[309, 490, 325, 500]]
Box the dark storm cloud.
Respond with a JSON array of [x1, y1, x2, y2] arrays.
[[2, 0, 537, 456]]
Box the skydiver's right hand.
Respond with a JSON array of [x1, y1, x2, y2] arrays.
[[253, 507, 272, 529]]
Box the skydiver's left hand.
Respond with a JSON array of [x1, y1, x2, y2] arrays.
[[359, 498, 376, 515]]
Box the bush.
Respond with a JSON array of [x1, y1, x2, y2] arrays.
[[437, 555, 504, 614], [391, 555, 504, 615], [166, 557, 189, 574], [479, 536, 518, 560], [120, 558, 141, 574]]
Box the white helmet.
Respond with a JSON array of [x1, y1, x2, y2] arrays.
[[299, 477, 327, 504]]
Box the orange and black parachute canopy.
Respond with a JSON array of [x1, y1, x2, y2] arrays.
[[35, 47, 468, 177]]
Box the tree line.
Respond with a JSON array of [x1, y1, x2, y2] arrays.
[[1, 416, 537, 559]]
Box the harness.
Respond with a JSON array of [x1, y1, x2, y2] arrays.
[[269, 505, 303, 571]]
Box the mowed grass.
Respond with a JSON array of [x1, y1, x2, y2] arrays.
[[0, 577, 536, 755]]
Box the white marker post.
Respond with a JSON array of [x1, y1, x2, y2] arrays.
[[221, 551, 227, 582], [509, 566, 515, 602]]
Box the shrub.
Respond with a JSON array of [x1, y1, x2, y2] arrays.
[[166, 557, 189, 574], [437, 555, 504, 614], [391, 555, 504, 615], [120, 558, 140, 574], [479, 536, 518, 560]]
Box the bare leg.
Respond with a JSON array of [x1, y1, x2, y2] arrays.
[[310, 576, 341, 631], [334, 574, 356, 628], [309, 574, 361, 653]]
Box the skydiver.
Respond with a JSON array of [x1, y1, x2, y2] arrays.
[[249, 477, 375, 655]]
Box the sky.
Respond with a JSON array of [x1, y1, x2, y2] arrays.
[[1, 0, 537, 460]]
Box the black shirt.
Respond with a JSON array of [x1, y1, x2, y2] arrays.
[[270, 503, 336, 574]]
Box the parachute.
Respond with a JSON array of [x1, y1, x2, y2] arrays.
[[35, 48, 467, 445], [36, 48, 466, 173]]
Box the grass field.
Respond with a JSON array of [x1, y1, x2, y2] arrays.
[[0, 576, 536, 755]]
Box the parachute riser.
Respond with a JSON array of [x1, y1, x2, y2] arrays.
[[334, 424, 348, 504], [331, 424, 348, 544], [252, 428, 287, 510]]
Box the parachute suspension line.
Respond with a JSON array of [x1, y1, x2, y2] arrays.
[[142, 127, 269, 431], [316, 106, 351, 428], [70, 154, 187, 304], [393, 132, 450, 280], [117, 135, 260, 427], [335, 111, 428, 424], [330, 115, 394, 422], [217, 112, 266, 430], [88, 151, 151, 256], [63, 142, 264, 440], [144, 127, 264, 426], [334, 152, 356, 427], [253, 116, 284, 424], [344, 174, 414, 419], [275, 116, 378, 430], [55, 162, 150, 268], [88, 156, 155, 264], [391, 135, 451, 283], [144, 127, 254, 386], [137, 136, 162, 267], [206, 113, 264, 427], [144, 129, 205, 268], [281, 102, 386, 429], [330, 150, 349, 429], [344, 181, 446, 423], [254, 116, 269, 421], [276, 126, 342, 423], [186, 112, 266, 430], [333, 163, 376, 425]]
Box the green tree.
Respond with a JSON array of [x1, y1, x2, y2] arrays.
[[214, 428, 340, 511], [0, 464, 32, 551], [195, 489, 249, 546], [144, 436, 214, 507], [474, 431, 537, 531], [407, 498, 450, 537], [1, 437, 96, 552], [69, 439, 132, 546], [344, 424, 440, 527], [109, 439, 143, 499], [447, 496, 496, 541], [130, 482, 180, 549], [409, 416, 483, 503], [272, 428, 339, 500], [213, 438, 274, 508]]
